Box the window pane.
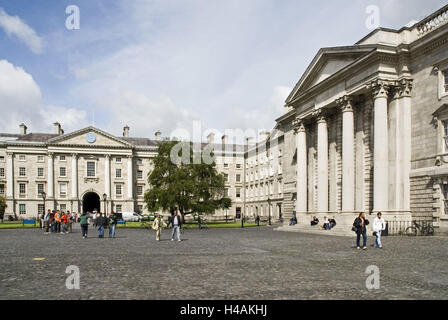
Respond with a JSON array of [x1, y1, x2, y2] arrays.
[[87, 162, 95, 177]]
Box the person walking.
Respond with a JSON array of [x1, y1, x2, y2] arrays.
[[152, 213, 166, 241], [61, 212, 69, 234], [95, 213, 107, 238], [108, 212, 118, 238], [54, 210, 62, 234], [373, 212, 386, 249], [50, 210, 56, 233], [67, 211, 73, 233], [170, 210, 182, 242], [79, 212, 90, 239], [353, 212, 369, 250], [44, 209, 51, 234]]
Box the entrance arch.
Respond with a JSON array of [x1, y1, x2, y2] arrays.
[[82, 192, 100, 213]]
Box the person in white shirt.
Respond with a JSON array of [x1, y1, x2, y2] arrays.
[[373, 212, 386, 248]]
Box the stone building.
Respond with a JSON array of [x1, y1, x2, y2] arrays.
[[0, 124, 244, 220], [270, 5, 448, 232]]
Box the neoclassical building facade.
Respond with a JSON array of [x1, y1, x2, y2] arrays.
[[269, 5, 448, 232], [0, 124, 244, 219]]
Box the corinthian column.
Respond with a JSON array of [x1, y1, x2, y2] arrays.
[[127, 155, 133, 199], [71, 153, 78, 199], [399, 79, 413, 211], [6, 153, 14, 198], [316, 110, 328, 212], [47, 153, 54, 198], [338, 96, 355, 212], [293, 117, 307, 213], [369, 80, 390, 212]]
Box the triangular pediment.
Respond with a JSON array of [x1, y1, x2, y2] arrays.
[[286, 46, 375, 104], [47, 126, 133, 148]]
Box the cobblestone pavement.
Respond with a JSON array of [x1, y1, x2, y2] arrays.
[[0, 225, 447, 300]]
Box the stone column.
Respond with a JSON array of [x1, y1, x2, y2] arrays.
[[316, 110, 328, 212], [338, 96, 355, 212], [47, 153, 54, 198], [370, 80, 390, 212], [399, 79, 413, 211], [127, 155, 133, 199], [105, 154, 111, 198], [293, 117, 307, 213], [6, 153, 14, 198], [71, 153, 78, 199]]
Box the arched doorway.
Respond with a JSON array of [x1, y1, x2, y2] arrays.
[[82, 192, 100, 213]]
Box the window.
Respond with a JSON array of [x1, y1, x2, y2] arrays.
[[224, 188, 228, 197], [60, 204, 66, 212], [37, 155, 44, 162], [137, 185, 143, 196], [86, 162, 96, 177], [19, 204, 26, 215], [19, 155, 26, 161], [116, 157, 122, 163], [137, 170, 143, 179], [60, 155, 66, 161], [0, 168, 4, 177], [59, 184, 67, 196], [38, 204, 44, 216], [443, 120, 448, 152], [224, 173, 229, 182], [116, 168, 122, 178], [38, 168, 44, 177], [138, 205, 143, 213], [19, 183, 26, 194], [0, 156, 4, 162], [236, 163, 241, 169], [444, 70, 448, 93], [116, 205, 122, 213], [444, 185, 448, 215], [137, 158, 143, 165], [116, 184, 122, 195], [223, 163, 229, 168], [60, 167, 66, 177], [236, 174, 241, 182], [236, 188, 241, 198], [37, 184, 44, 195], [0, 184, 4, 195], [19, 167, 26, 177]]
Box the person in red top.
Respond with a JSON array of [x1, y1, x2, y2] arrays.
[[61, 212, 69, 234]]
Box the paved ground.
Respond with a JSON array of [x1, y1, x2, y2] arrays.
[[0, 225, 447, 300]]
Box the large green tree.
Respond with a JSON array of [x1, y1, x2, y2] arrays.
[[144, 140, 232, 219]]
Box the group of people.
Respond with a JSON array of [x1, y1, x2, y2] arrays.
[[78, 211, 118, 239], [352, 212, 386, 250], [152, 210, 183, 242], [42, 210, 78, 234]]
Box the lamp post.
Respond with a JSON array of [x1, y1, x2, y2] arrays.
[[267, 197, 271, 226], [103, 193, 107, 216], [41, 191, 46, 227]]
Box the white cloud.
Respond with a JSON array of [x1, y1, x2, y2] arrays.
[[0, 59, 87, 134], [0, 7, 44, 54]]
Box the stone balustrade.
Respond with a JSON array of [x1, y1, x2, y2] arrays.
[[416, 5, 448, 37]]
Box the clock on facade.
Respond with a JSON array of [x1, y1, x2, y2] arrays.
[[86, 132, 96, 143]]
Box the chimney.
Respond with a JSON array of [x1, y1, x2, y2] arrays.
[[123, 125, 130, 137], [221, 134, 227, 145], [19, 123, 27, 135], [207, 132, 215, 144], [53, 122, 63, 135], [155, 131, 161, 141]]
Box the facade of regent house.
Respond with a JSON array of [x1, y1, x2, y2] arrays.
[[260, 5, 448, 233], [0, 124, 246, 220]]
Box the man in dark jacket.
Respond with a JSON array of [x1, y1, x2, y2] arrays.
[[170, 210, 182, 242], [95, 213, 107, 238], [353, 213, 369, 250]]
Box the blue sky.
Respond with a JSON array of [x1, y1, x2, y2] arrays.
[[0, 0, 447, 142]]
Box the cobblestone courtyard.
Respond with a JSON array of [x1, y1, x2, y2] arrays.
[[0, 226, 447, 300]]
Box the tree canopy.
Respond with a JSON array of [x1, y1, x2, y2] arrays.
[[144, 141, 232, 217]]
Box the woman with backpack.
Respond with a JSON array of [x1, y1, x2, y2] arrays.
[[353, 212, 369, 250]]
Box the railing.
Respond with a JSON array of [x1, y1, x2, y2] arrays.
[[385, 220, 412, 236], [415, 5, 448, 37]]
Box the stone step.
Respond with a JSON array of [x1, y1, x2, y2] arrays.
[[274, 223, 359, 237]]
